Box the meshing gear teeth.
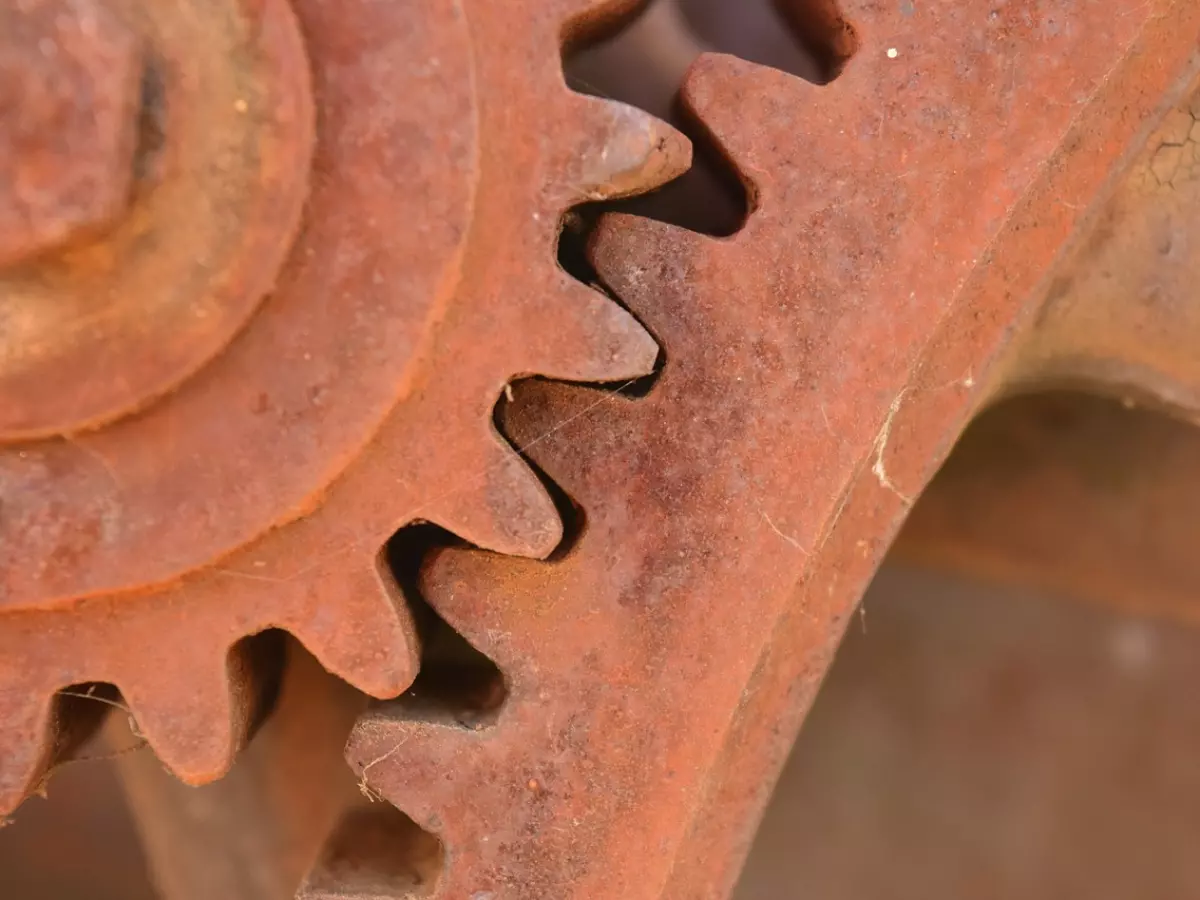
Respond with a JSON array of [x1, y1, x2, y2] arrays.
[[0, 0, 688, 812]]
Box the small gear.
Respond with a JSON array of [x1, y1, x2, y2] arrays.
[[0, 0, 688, 811]]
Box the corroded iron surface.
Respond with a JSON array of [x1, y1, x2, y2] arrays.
[[901, 79, 1200, 626], [0, 0, 142, 270], [0, 0, 313, 439], [1004, 77, 1200, 413]]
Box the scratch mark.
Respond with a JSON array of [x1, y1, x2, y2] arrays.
[[762, 511, 808, 555], [63, 435, 123, 493], [358, 735, 411, 802], [57, 688, 144, 739], [818, 401, 833, 435], [872, 390, 913, 506]]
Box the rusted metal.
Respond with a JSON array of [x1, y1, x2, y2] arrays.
[[296, 2, 1200, 897], [0, 0, 686, 813], [0, 0, 142, 271], [5, 0, 1200, 895], [1000, 77, 1200, 415], [0, 0, 313, 439]]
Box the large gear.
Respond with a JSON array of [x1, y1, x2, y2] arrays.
[[0, 0, 688, 812]]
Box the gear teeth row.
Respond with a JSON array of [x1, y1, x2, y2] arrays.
[[0, 556, 417, 813], [0, 604, 263, 812]]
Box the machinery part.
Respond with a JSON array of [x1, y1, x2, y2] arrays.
[[1002, 82, 1200, 411], [0, 0, 687, 813], [300, 0, 1200, 897], [6, 0, 1200, 895], [0, 0, 312, 439], [0, 0, 142, 270]]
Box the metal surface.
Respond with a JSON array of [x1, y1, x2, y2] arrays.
[[0, 0, 686, 814], [0, 0, 313, 439], [0, 0, 141, 271], [1002, 81, 1200, 413], [299, 3, 1200, 897], [4, 0, 1200, 896]]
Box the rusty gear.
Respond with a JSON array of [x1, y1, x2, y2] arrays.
[[0, 0, 688, 812], [0, 0, 144, 272]]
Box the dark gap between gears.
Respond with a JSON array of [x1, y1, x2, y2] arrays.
[[555, 218, 668, 398], [238, 627, 290, 738], [362, 522, 514, 893], [680, 0, 860, 83], [304, 803, 443, 898], [561, 0, 858, 245], [133, 62, 168, 184], [605, 363, 663, 400], [494, 384, 591, 562], [54, 681, 125, 748], [385, 525, 508, 728]]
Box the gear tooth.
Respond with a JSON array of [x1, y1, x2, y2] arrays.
[[346, 704, 491, 838], [0, 677, 115, 814], [420, 547, 544, 671], [514, 274, 659, 383], [0, 688, 57, 814], [281, 559, 421, 700], [122, 644, 256, 786], [425, 430, 562, 559], [590, 212, 706, 303], [560, 94, 692, 202], [496, 377, 636, 506], [556, 0, 621, 20], [679, 53, 811, 196]]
